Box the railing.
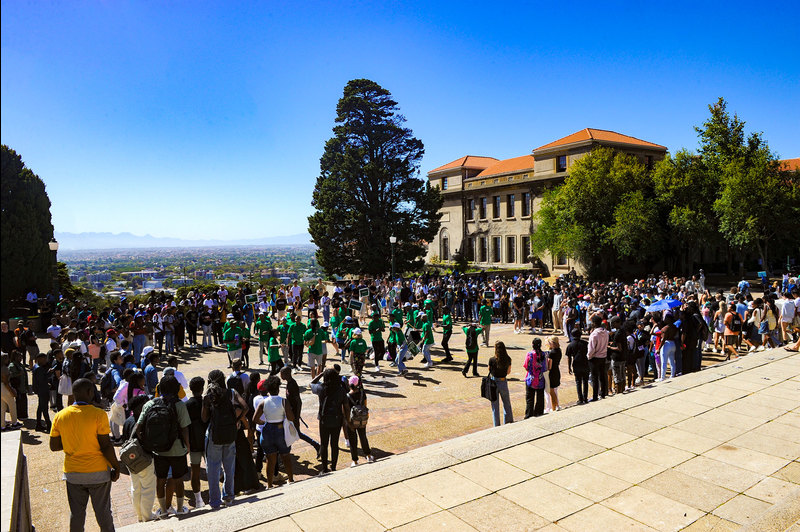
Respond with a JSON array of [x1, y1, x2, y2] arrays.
[[1, 430, 32, 532]]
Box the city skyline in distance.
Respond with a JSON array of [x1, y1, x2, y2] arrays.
[[54, 231, 313, 251]]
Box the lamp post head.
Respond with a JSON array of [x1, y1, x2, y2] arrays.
[[49, 238, 59, 252], [389, 236, 397, 244]]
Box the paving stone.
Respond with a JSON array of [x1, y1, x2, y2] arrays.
[[744, 476, 799, 504], [542, 463, 630, 502], [703, 444, 789, 475], [497, 478, 592, 522], [562, 422, 636, 449], [579, 449, 666, 484], [558, 503, 657, 532], [593, 413, 664, 437], [450, 494, 549, 531], [624, 404, 693, 425], [351, 483, 440, 529], [614, 437, 695, 468], [639, 469, 736, 513], [730, 430, 800, 461], [495, 441, 573, 475], [696, 409, 769, 431], [655, 396, 712, 417], [717, 401, 786, 421], [673, 389, 734, 408], [242, 516, 303, 531], [680, 514, 740, 532], [292, 499, 384, 532], [391, 510, 477, 531], [675, 456, 764, 492], [711, 494, 773, 525], [772, 461, 800, 485], [776, 411, 800, 428], [528, 432, 606, 462], [602, 485, 704, 532], [672, 417, 747, 442], [645, 427, 721, 455], [402, 469, 490, 509], [752, 420, 800, 442], [449, 455, 533, 492]]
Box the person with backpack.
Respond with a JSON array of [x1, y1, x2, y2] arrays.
[[310, 368, 347, 473], [202, 369, 247, 508], [345, 376, 374, 467], [135, 375, 191, 518], [723, 302, 743, 360], [566, 328, 590, 404], [122, 394, 157, 522], [461, 323, 483, 377], [185, 377, 207, 509], [248, 375, 295, 488], [524, 338, 547, 418]]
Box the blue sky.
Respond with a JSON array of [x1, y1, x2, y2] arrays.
[[2, 1, 799, 240]]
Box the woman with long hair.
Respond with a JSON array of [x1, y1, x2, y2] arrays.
[[488, 341, 513, 426], [524, 338, 547, 418], [546, 336, 562, 411], [310, 368, 347, 473]]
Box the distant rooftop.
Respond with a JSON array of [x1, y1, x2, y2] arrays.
[[429, 155, 499, 174], [533, 128, 666, 152]]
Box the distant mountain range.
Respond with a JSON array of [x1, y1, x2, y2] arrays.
[[54, 231, 313, 250]]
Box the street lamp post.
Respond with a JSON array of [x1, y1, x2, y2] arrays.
[[389, 235, 397, 281], [48, 238, 59, 299]]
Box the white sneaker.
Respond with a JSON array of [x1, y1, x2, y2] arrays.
[[176, 506, 190, 515], [350, 461, 358, 468], [367, 455, 375, 463], [757, 345, 766, 351], [748, 346, 756, 353], [194, 493, 205, 508], [425, 362, 433, 368]]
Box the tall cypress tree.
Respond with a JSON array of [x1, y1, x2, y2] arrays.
[[1, 145, 55, 317], [309, 79, 442, 276]]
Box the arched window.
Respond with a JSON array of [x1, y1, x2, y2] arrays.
[[440, 229, 450, 261]]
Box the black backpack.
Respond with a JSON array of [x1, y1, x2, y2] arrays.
[[141, 398, 179, 453], [730, 313, 743, 333], [99, 369, 116, 400], [465, 327, 478, 351], [210, 390, 238, 445]]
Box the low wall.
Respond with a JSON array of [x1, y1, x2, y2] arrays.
[[1, 430, 32, 532]]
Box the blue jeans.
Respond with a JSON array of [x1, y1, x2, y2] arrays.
[[395, 343, 409, 373], [660, 341, 676, 380], [205, 439, 236, 508], [165, 331, 174, 354], [422, 344, 432, 365], [132, 335, 146, 365], [491, 379, 513, 426]]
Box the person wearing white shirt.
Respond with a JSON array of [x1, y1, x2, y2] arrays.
[[47, 318, 62, 341], [166, 356, 190, 401], [291, 281, 301, 301]]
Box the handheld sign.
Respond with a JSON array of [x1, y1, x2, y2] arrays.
[[348, 299, 363, 312], [389, 289, 397, 300], [245, 294, 257, 304], [359, 288, 370, 299], [407, 341, 420, 356], [757, 271, 767, 279], [483, 290, 495, 300]]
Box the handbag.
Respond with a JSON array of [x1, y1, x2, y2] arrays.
[[480, 376, 498, 401], [110, 402, 126, 426], [57, 374, 72, 395], [283, 418, 299, 446]]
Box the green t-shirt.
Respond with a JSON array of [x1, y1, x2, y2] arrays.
[[389, 329, 406, 345], [442, 313, 452, 333], [349, 337, 368, 355], [368, 317, 385, 342], [304, 328, 323, 355], [268, 337, 282, 362], [479, 305, 493, 326], [390, 308, 404, 327], [222, 322, 246, 352], [278, 323, 289, 344], [254, 317, 272, 341], [421, 322, 434, 345], [462, 326, 484, 353], [137, 399, 190, 457], [288, 321, 306, 343]]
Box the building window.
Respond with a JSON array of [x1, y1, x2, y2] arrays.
[[440, 230, 450, 261], [521, 236, 530, 263], [522, 192, 531, 217], [556, 252, 568, 266], [645, 155, 653, 169], [556, 155, 568, 172], [506, 236, 516, 263], [492, 196, 501, 219], [479, 237, 488, 262], [492, 237, 501, 262], [507, 194, 515, 218], [467, 199, 475, 220], [479, 197, 487, 220], [466, 238, 475, 261], [442, 177, 448, 190]]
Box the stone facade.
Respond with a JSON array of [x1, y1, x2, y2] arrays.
[[425, 129, 668, 275]]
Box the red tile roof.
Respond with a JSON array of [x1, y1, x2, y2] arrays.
[[475, 154, 536, 178], [780, 158, 800, 172], [534, 128, 666, 152], [429, 155, 498, 174]]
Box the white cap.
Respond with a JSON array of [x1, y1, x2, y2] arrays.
[[353, 328, 362, 335], [391, 322, 401, 328], [227, 313, 234, 319], [322, 321, 330, 327]]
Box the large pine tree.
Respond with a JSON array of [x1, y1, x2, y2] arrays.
[[1, 145, 56, 317], [309, 79, 442, 276]]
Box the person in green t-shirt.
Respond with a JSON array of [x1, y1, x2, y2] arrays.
[[221, 314, 247, 368], [462, 323, 483, 377], [479, 300, 494, 346], [440, 306, 453, 362], [388, 304, 404, 362], [303, 320, 324, 378], [388, 323, 409, 375], [267, 330, 283, 376], [368, 312, 385, 371], [254, 312, 273, 365], [277, 317, 291, 367], [348, 328, 369, 376], [419, 315, 434, 368], [287, 317, 306, 369]]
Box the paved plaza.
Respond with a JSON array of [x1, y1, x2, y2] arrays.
[[22, 325, 800, 531]]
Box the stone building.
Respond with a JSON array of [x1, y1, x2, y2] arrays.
[[425, 128, 667, 275]]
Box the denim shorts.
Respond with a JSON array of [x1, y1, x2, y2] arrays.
[[758, 322, 769, 335], [260, 422, 290, 455]]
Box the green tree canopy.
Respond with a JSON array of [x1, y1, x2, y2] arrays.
[[1, 145, 55, 317], [308, 79, 443, 276]]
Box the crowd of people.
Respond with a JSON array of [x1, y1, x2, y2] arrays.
[[1, 270, 799, 530]]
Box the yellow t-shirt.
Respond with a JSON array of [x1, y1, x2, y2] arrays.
[[50, 404, 111, 474]]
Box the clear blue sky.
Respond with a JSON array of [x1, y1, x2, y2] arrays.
[[2, 1, 798, 240]]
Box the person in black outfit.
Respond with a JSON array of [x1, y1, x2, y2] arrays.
[[310, 368, 347, 473], [566, 328, 590, 404], [185, 377, 208, 508]]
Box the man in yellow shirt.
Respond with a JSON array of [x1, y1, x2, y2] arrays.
[[50, 378, 120, 531]]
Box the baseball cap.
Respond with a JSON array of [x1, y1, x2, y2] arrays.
[[353, 328, 362, 335], [226, 313, 234, 319]]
